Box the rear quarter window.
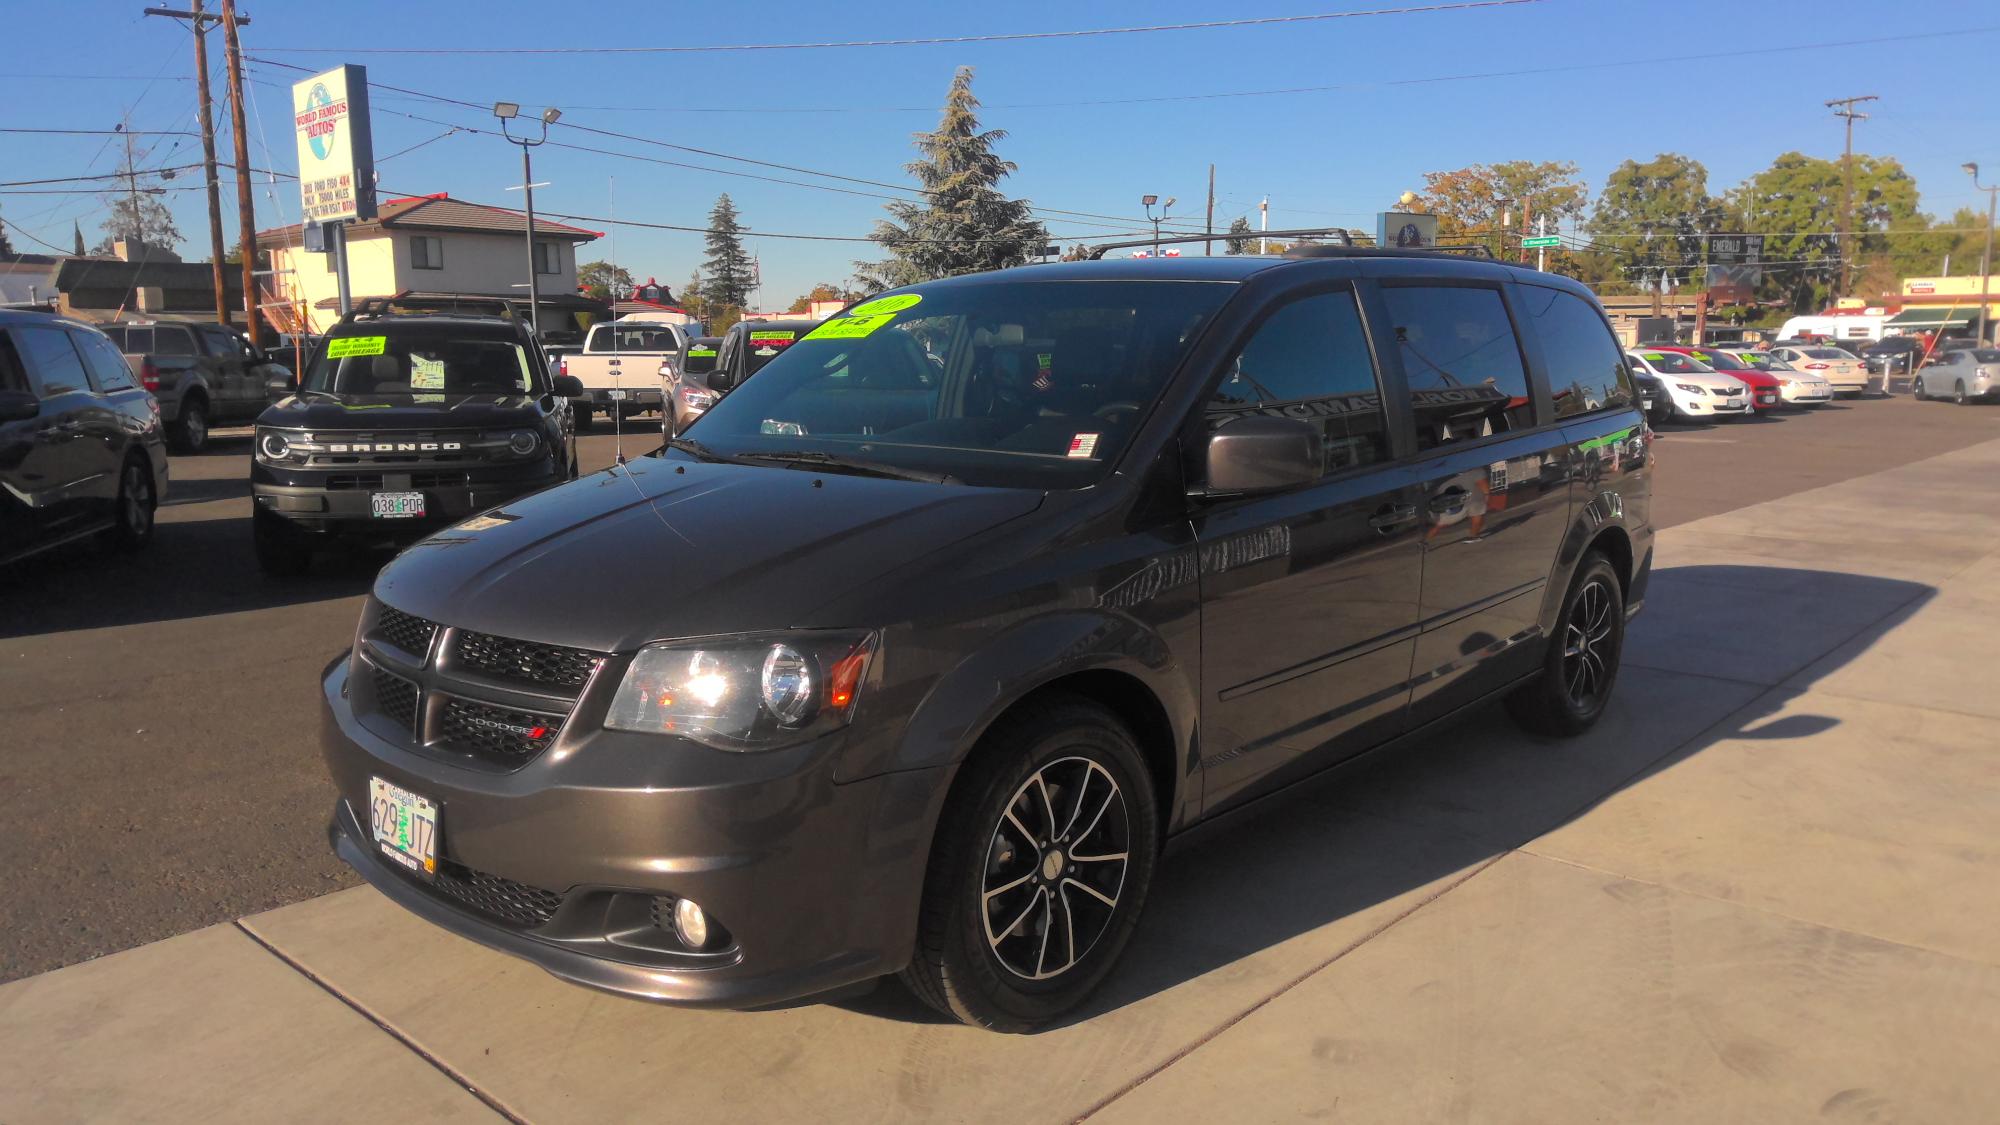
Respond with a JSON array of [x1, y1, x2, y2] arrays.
[[1520, 286, 1634, 418], [1381, 284, 1535, 448], [72, 330, 137, 391]]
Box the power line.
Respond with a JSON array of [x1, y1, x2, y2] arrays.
[[252, 1, 1543, 55], [0, 163, 206, 187], [0, 127, 201, 137]]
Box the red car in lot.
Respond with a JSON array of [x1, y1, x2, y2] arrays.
[[1652, 346, 1783, 412]]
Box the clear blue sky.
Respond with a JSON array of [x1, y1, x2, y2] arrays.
[[5, 0, 1995, 305]]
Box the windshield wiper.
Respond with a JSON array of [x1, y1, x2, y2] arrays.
[[733, 449, 958, 485], [665, 437, 745, 464]]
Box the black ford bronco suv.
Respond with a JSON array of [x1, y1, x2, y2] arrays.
[[251, 300, 585, 575]]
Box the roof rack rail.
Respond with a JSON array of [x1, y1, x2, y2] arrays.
[[331, 293, 520, 330], [1083, 226, 1356, 260], [1283, 242, 1497, 260]]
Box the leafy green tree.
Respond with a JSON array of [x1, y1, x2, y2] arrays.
[[1417, 160, 1588, 261], [1729, 151, 1918, 312], [858, 66, 1045, 290], [92, 192, 183, 255], [1589, 153, 1722, 296], [1224, 215, 1255, 255], [702, 194, 754, 311], [576, 260, 636, 301], [788, 282, 849, 313]]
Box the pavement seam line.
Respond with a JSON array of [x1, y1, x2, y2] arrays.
[[232, 919, 529, 1125], [1068, 851, 1511, 1125], [1512, 850, 2000, 971]]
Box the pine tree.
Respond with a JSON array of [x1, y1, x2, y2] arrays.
[[0, 206, 14, 257], [702, 195, 753, 311], [72, 220, 86, 257], [857, 67, 1044, 289], [1225, 216, 1255, 255]]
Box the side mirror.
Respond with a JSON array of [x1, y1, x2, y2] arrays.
[[264, 372, 296, 399], [0, 389, 38, 423], [1197, 414, 1323, 497], [552, 374, 585, 398], [705, 369, 733, 393]]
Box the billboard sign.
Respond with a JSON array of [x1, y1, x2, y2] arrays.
[[1376, 211, 1438, 249], [1704, 233, 1763, 304], [292, 64, 376, 224]]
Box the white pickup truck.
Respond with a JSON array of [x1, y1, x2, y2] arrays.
[[557, 316, 691, 429]]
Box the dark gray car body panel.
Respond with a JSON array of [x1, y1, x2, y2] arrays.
[[318, 253, 1652, 1008]]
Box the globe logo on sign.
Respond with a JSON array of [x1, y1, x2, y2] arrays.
[[305, 83, 335, 160]]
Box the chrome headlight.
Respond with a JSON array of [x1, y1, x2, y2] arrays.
[[256, 427, 304, 463], [678, 384, 716, 410], [605, 631, 876, 751], [503, 429, 539, 457], [1675, 383, 1704, 395]]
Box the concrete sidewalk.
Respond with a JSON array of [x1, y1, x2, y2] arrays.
[[6, 439, 1999, 1123]]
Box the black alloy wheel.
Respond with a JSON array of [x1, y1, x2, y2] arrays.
[[1954, 380, 1969, 406], [902, 697, 1159, 1032], [171, 397, 210, 454], [1506, 552, 1625, 737], [1912, 376, 1928, 401]]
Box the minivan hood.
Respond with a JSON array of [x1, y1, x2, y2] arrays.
[[259, 392, 544, 431], [372, 454, 1045, 653]]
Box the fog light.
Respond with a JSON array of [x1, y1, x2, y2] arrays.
[[673, 897, 709, 948]]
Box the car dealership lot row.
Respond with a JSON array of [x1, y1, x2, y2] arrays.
[[3, 401, 1999, 1121]]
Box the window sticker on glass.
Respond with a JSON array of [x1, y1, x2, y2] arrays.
[[846, 293, 922, 317], [411, 355, 446, 390], [1034, 353, 1054, 390], [761, 419, 805, 435], [413, 393, 445, 403], [327, 336, 386, 358], [803, 314, 897, 341], [687, 346, 717, 357], [1641, 352, 1665, 361], [1067, 432, 1100, 458], [455, 513, 516, 532], [749, 331, 796, 345]]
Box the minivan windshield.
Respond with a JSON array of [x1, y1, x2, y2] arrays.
[[679, 280, 1232, 488], [303, 328, 542, 397]]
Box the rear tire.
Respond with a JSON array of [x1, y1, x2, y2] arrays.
[[103, 455, 156, 552], [1506, 553, 1625, 737], [253, 508, 312, 577], [1912, 377, 1928, 401], [1954, 380, 1969, 406], [900, 697, 1159, 1032], [169, 396, 210, 454]]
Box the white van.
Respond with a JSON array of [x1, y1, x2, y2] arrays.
[[1776, 315, 1886, 345]]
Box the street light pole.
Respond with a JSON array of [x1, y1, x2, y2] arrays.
[[495, 103, 561, 339], [1141, 195, 1175, 260]]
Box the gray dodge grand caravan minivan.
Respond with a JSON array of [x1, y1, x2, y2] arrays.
[[318, 250, 1652, 1031]]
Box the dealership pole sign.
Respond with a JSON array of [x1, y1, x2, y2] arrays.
[[292, 64, 376, 223], [1704, 234, 1763, 304]]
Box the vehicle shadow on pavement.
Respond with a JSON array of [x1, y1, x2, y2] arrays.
[[837, 563, 1933, 1029], [1, 514, 382, 639]]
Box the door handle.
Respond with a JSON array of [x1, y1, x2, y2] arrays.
[[1427, 487, 1468, 514], [1369, 502, 1418, 531]]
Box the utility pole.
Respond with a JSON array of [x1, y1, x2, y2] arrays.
[[121, 120, 141, 245], [1966, 163, 1996, 346], [1259, 196, 1268, 255], [145, 4, 230, 324], [1826, 95, 1877, 301], [1535, 213, 1549, 273], [220, 0, 259, 344], [1205, 164, 1215, 256]]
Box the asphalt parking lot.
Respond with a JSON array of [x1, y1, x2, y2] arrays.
[[2, 397, 1996, 986]]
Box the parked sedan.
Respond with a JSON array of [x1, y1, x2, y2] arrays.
[[1769, 345, 1873, 397], [1912, 347, 2000, 404], [1655, 347, 1782, 413], [1626, 349, 1752, 422], [1734, 351, 1833, 406]]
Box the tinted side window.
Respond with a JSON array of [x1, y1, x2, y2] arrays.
[[1382, 285, 1533, 450], [155, 327, 197, 356], [15, 326, 91, 396], [1520, 286, 1634, 418], [74, 330, 137, 390], [1206, 291, 1390, 474], [200, 326, 245, 358], [0, 332, 32, 394]]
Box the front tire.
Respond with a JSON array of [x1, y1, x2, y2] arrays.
[[1955, 380, 1969, 406], [169, 396, 210, 454], [901, 698, 1160, 1032], [1912, 376, 1928, 401], [253, 508, 312, 577], [573, 403, 594, 430], [1506, 552, 1625, 737]]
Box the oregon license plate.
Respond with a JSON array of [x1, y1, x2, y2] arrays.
[[605, 388, 627, 400], [371, 491, 426, 519], [369, 777, 439, 877]]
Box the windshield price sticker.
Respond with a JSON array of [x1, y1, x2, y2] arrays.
[[327, 336, 387, 358], [805, 313, 898, 341], [847, 293, 922, 318], [411, 355, 446, 389], [749, 331, 796, 345], [1068, 432, 1100, 458], [687, 346, 717, 357], [1641, 352, 1665, 361]]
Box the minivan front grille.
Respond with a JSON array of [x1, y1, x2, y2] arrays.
[[429, 861, 565, 928], [372, 666, 420, 732], [438, 697, 562, 763], [454, 629, 601, 690], [373, 605, 437, 658]]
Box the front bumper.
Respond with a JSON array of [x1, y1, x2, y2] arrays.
[[253, 462, 562, 539], [319, 655, 944, 1007], [1671, 391, 1751, 417], [584, 388, 663, 409]]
